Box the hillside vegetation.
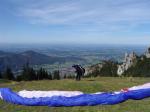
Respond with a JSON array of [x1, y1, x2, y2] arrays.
[[87, 55, 150, 77], [124, 57, 150, 77], [0, 77, 150, 112]]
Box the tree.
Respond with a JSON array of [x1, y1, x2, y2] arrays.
[[53, 70, 60, 80], [3, 67, 14, 80], [64, 74, 67, 79], [36, 68, 50, 80], [30, 68, 37, 80], [0, 71, 2, 79], [42, 69, 49, 79], [37, 68, 43, 80], [87, 61, 118, 77], [97, 61, 118, 77], [37, 68, 48, 80], [124, 57, 150, 77], [48, 72, 52, 80], [21, 63, 36, 81], [16, 75, 23, 81]]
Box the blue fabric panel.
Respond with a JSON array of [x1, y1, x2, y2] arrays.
[[0, 88, 150, 107]]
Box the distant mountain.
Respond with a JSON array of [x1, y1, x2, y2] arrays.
[[0, 51, 14, 57], [0, 50, 85, 72]]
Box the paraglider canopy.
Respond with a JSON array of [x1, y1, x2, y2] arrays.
[[1, 83, 150, 107]]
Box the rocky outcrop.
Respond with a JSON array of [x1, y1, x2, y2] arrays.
[[145, 47, 150, 58], [117, 52, 137, 76], [83, 46, 150, 77], [117, 46, 150, 76], [85, 63, 103, 75]]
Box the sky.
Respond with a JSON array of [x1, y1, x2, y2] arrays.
[[0, 0, 150, 45]]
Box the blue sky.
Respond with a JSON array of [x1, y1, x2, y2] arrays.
[[0, 0, 150, 45]]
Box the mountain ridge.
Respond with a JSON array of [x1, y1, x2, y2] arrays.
[[0, 50, 85, 72]]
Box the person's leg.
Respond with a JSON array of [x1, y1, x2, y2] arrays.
[[76, 74, 78, 80], [77, 74, 80, 81], [78, 74, 80, 81], [78, 73, 81, 81], [79, 75, 81, 81]]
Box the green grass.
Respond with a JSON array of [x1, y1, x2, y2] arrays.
[[0, 77, 150, 112]]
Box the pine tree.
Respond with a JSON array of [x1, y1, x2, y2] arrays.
[[16, 75, 23, 81], [3, 67, 14, 80], [53, 70, 60, 80], [30, 68, 37, 80], [21, 62, 36, 81], [64, 74, 66, 79], [43, 68, 49, 79], [37, 68, 44, 80], [48, 72, 52, 80], [36, 68, 49, 80], [21, 64, 30, 81], [0, 71, 2, 79]]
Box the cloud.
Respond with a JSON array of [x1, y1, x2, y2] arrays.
[[6, 0, 150, 32]]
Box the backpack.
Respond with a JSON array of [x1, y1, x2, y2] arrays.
[[79, 66, 85, 74]]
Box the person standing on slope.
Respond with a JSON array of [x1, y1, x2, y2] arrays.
[[72, 64, 85, 81]]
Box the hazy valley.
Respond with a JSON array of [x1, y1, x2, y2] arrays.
[[0, 44, 147, 75]]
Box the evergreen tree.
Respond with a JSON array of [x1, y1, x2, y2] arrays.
[[3, 67, 14, 80], [16, 75, 23, 81], [100, 61, 118, 77], [37, 68, 44, 80], [37, 68, 42, 80], [37, 68, 49, 80], [30, 68, 37, 80], [0, 71, 2, 79], [87, 60, 118, 77], [48, 72, 52, 80], [21, 65, 29, 81], [124, 57, 150, 77], [21, 62, 36, 81], [43, 69, 49, 79], [64, 74, 66, 79], [53, 70, 60, 80]]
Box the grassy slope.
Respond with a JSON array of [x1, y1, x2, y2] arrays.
[[0, 77, 150, 112]]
